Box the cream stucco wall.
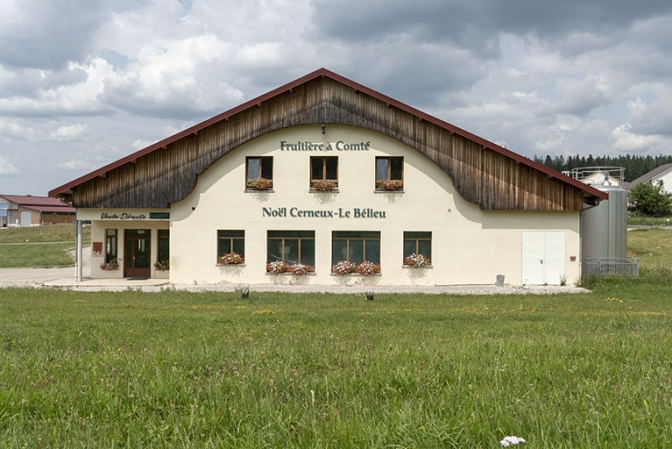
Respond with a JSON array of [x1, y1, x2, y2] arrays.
[[81, 209, 170, 279], [167, 125, 581, 286]]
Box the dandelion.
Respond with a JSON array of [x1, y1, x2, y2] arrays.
[[501, 436, 526, 446]]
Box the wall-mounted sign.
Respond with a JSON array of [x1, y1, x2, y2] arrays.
[[262, 206, 386, 219], [280, 140, 371, 152], [92, 242, 103, 255], [99, 212, 170, 220]]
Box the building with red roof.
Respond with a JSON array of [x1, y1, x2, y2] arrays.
[[49, 69, 606, 285], [0, 194, 75, 227]]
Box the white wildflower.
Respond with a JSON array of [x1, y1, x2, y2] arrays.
[[500, 436, 526, 446]]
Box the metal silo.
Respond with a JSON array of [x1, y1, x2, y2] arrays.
[[572, 167, 637, 275]]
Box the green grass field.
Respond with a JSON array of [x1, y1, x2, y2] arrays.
[[2, 275, 672, 448], [628, 228, 672, 270], [627, 216, 672, 227], [1, 227, 671, 447], [0, 242, 75, 268], [0, 224, 90, 268], [0, 223, 90, 244]]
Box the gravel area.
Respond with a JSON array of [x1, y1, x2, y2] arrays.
[[0, 275, 589, 295], [0, 245, 589, 294]]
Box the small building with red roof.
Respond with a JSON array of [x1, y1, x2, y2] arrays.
[[0, 194, 76, 227]]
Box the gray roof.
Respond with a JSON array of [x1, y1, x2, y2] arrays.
[[624, 163, 672, 190]]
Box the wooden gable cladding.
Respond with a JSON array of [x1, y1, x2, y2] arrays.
[[72, 76, 588, 211]]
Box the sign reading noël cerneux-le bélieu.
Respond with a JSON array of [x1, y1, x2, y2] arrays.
[[263, 207, 386, 219]]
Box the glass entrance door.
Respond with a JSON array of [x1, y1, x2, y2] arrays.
[[124, 230, 151, 278]]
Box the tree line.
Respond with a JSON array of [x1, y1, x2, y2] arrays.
[[533, 154, 672, 182]]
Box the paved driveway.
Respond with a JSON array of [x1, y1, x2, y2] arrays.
[[0, 247, 90, 287]]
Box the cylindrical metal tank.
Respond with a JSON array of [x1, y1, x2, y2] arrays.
[[581, 178, 628, 259]]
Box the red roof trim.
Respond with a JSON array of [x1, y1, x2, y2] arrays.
[[1, 194, 73, 206], [22, 205, 76, 213], [49, 68, 608, 201]]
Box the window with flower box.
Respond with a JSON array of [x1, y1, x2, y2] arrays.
[[332, 231, 380, 266], [105, 229, 118, 264], [375, 157, 403, 191], [310, 156, 338, 191], [246, 157, 273, 190], [267, 231, 315, 267], [403, 232, 432, 267], [218, 230, 245, 263]]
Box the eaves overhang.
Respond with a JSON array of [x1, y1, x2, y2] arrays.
[[49, 68, 608, 203]]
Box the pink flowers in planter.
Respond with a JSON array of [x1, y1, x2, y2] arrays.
[[332, 260, 357, 274], [375, 180, 403, 191], [100, 258, 119, 271], [246, 178, 273, 190], [266, 261, 289, 274], [154, 260, 170, 271], [404, 253, 431, 267], [288, 263, 313, 275], [331, 260, 381, 275], [218, 252, 244, 265], [356, 261, 381, 276], [266, 261, 314, 275], [311, 180, 338, 191]]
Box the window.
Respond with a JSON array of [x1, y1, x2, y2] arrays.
[[403, 232, 432, 265], [246, 157, 273, 189], [267, 231, 315, 266], [157, 230, 169, 263], [310, 156, 338, 190], [375, 157, 403, 190], [105, 229, 118, 263], [218, 230, 245, 258], [332, 231, 380, 265]]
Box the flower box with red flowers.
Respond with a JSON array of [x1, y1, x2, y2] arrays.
[[310, 180, 338, 192], [245, 178, 273, 190], [404, 253, 431, 268], [217, 252, 244, 265], [375, 180, 403, 191]]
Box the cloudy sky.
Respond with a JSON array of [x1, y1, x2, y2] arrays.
[[1, 0, 671, 195]]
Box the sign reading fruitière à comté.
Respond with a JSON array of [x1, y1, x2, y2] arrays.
[[280, 141, 371, 152]]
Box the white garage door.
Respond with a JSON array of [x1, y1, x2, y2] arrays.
[[522, 232, 566, 285], [20, 210, 32, 227]]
